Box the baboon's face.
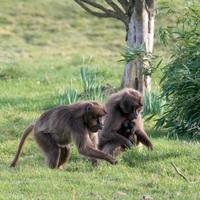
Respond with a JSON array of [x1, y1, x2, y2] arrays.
[[84, 103, 106, 132], [87, 115, 104, 132], [120, 92, 143, 120]]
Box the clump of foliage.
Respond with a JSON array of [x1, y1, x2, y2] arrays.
[[80, 67, 105, 101], [59, 64, 163, 117], [58, 66, 105, 104], [120, 45, 155, 76], [58, 88, 79, 105], [143, 91, 164, 118], [120, 46, 164, 117], [157, 5, 200, 138]]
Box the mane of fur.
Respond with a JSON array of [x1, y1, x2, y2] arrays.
[[105, 88, 142, 113]]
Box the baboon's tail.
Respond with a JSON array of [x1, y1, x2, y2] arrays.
[[10, 124, 34, 167]]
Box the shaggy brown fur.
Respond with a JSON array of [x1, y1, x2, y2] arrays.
[[98, 88, 153, 156], [10, 101, 116, 169]]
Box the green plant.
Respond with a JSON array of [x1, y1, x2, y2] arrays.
[[120, 46, 148, 64], [58, 88, 79, 105], [156, 5, 200, 138], [80, 67, 105, 101], [86, 84, 105, 101], [120, 46, 160, 76], [58, 67, 105, 104], [143, 91, 164, 118], [80, 67, 97, 93]]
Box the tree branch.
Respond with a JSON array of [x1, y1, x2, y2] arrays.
[[117, 0, 128, 12], [74, 0, 112, 18], [105, 0, 125, 15], [74, 0, 129, 28], [105, 0, 129, 28], [79, 0, 112, 13]]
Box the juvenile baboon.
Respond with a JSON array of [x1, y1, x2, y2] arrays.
[[118, 120, 135, 140], [98, 88, 153, 156], [10, 101, 116, 169], [117, 120, 137, 150]]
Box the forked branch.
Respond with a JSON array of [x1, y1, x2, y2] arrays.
[[74, 0, 129, 28], [117, 0, 129, 12]]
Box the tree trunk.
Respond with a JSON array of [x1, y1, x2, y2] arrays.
[[121, 1, 154, 94], [144, 3, 154, 91]]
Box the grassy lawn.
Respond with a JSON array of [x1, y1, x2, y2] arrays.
[[0, 0, 199, 199], [1, 139, 200, 200]]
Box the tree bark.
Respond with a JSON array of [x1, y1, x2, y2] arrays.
[[145, 4, 154, 91], [74, 0, 155, 93], [121, 1, 154, 94]]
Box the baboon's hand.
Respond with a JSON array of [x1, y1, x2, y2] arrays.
[[91, 159, 99, 167], [148, 143, 154, 150], [109, 158, 118, 165], [125, 140, 134, 149]]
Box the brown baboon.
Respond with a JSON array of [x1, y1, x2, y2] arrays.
[[10, 101, 116, 169], [98, 88, 153, 156], [117, 120, 137, 150], [107, 120, 137, 156]]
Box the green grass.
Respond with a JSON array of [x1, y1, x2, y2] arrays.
[[0, 0, 199, 199], [1, 138, 200, 200]]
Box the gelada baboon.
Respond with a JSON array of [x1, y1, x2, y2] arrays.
[[117, 120, 137, 150], [98, 88, 153, 156], [10, 101, 116, 169]]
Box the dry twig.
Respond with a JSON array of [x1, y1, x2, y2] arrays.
[[171, 162, 190, 183]]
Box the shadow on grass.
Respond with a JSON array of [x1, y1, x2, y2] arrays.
[[122, 149, 186, 168]]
